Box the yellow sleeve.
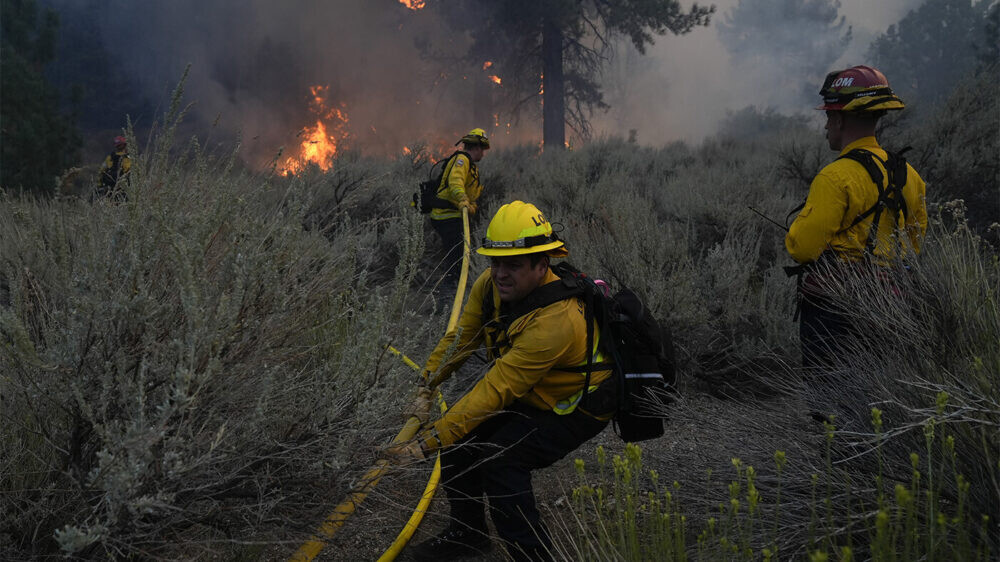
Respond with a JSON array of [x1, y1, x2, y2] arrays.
[[785, 170, 848, 264], [101, 155, 113, 172], [443, 154, 471, 205], [428, 305, 575, 449], [422, 269, 490, 382], [905, 165, 928, 255], [121, 157, 131, 174]]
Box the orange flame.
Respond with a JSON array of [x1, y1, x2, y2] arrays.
[[281, 85, 349, 176], [488, 75, 502, 85], [482, 61, 493, 70], [399, 0, 425, 9]]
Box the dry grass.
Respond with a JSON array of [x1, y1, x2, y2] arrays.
[[0, 65, 997, 559]]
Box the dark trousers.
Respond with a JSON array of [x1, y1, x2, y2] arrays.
[[431, 217, 464, 287], [440, 404, 608, 561], [799, 294, 853, 372]]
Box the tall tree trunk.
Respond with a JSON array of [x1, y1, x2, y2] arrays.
[[473, 70, 493, 134], [542, 18, 565, 150]]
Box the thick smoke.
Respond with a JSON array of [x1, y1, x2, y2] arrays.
[[45, 0, 926, 164], [45, 0, 494, 165], [591, 0, 926, 144]]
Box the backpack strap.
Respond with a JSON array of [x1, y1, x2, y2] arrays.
[[435, 150, 473, 195], [480, 263, 615, 412], [834, 147, 911, 255], [549, 263, 616, 411], [481, 268, 583, 359], [422, 151, 473, 211]]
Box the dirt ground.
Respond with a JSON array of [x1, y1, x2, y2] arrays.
[[309, 389, 826, 562]]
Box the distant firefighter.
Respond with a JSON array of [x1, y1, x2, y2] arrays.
[[97, 135, 131, 197], [429, 128, 489, 288], [785, 65, 927, 378]]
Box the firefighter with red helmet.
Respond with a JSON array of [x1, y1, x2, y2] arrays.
[[97, 135, 131, 196], [785, 65, 927, 371]]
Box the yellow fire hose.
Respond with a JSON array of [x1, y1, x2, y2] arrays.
[[290, 208, 471, 561]]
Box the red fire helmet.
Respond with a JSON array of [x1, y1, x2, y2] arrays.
[[816, 65, 905, 112], [113, 135, 127, 147]]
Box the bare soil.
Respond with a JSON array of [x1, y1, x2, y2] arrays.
[[309, 390, 825, 561]]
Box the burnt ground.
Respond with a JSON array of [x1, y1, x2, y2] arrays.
[[308, 388, 828, 562]]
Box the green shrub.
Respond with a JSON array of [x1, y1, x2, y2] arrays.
[[564, 400, 994, 561]]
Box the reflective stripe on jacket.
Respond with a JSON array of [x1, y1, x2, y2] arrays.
[[430, 153, 481, 220], [785, 136, 927, 265], [420, 268, 611, 451]]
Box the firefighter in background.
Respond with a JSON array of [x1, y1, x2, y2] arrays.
[[390, 201, 615, 562], [97, 135, 131, 197], [431, 128, 489, 287], [786, 65, 927, 372]]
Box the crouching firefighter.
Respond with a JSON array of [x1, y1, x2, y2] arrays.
[[785, 65, 927, 373], [388, 201, 616, 562]]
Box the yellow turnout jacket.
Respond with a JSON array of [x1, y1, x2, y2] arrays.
[[786, 136, 927, 264], [430, 152, 482, 220], [419, 268, 611, 452]]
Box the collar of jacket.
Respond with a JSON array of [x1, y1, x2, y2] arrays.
[[839, 136, 880, 157], [496, 268, 563, 315]]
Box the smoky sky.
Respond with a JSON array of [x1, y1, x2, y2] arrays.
[[591, 0, 926, 145], [44, 0, 926, 165]]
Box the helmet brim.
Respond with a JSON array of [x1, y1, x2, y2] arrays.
[[816, 97, 905, 112], [456, 138, 490, 149], [476, 240, 565, 257]]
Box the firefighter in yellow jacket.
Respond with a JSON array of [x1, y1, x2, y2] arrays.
[[394, 201, 614, 562], [97, 135, 131, 198], [786, 65, 927, 370], [431, 128, 488, 287]]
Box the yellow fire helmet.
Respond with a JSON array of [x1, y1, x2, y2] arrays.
[[456, 127, 490, 149], [816, 65, 905, 112], [477, 201, 568, 257]]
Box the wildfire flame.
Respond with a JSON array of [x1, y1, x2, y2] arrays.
[[282, 85, 349, 176], [482, 60, 501, 85], [398, 0, 425, 9]]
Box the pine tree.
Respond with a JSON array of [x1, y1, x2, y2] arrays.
[[868, 0, 994, 106], [0, 0, 81, 192], [420, 0, 714, 149]]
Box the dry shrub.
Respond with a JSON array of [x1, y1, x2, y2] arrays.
[[0, 102, 433, 558]]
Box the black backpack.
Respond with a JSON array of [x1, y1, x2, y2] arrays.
[[412, 150, 470, 214], [481, 262, 676, 442]]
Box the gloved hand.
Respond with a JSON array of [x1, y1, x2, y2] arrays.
[[403, 384, 433, 425], [458, 199, 471, 213], [468, 201, 477, 215], [383, 439, 426, 465]]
